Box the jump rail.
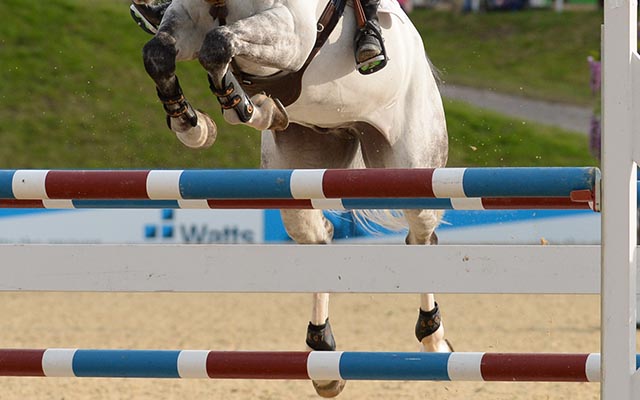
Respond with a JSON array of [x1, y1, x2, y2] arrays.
[[0, 167, 599, 201], [0, 349, 637, 382], [0, 244, 602, 294], [0, 197, 594, 210]]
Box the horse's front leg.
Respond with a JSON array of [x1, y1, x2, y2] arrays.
[[141, 19, 217, 148], [198, 8, 315, 131], [205, 68, 289, 132]]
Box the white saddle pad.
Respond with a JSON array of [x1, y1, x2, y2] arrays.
[[379, 0, 410, 23]]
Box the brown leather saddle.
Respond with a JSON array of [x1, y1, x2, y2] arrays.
[[209, 0, 348, 107]]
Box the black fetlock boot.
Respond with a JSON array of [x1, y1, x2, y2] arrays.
[[306, 319, 347, 398], [354, 0, 387, 74], [306, 319, 336, 351], [130, 1, 171, 35]]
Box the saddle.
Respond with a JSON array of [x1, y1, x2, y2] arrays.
[[210, 0, 348, 107]]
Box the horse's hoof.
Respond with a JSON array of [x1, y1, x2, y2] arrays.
[[312, 379, 346, 398], [172, 110, 217, 149], [268, 97, 289, 132]]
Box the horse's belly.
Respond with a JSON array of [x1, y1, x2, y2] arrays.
[[287, 69, 405, 127]]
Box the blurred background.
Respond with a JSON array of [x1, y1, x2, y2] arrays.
[[0, 0, 605, 244], [0, 0, 602, 170]]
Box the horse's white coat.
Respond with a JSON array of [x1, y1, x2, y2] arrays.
[[138, 1, 450, 395]]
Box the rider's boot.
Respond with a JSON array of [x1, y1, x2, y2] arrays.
[[130, 1, 172, 35], [355, 0, 387, 74]]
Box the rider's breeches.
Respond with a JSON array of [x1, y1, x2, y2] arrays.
[[361, 0, 380, 21]]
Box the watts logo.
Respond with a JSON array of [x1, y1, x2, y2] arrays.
[[144, 210, 256, 244]]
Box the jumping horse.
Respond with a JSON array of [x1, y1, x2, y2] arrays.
[[134, 0, 450, 396]]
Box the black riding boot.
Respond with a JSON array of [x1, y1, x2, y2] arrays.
[[355, 0, 387, 74], [130, 1, 172, 35]]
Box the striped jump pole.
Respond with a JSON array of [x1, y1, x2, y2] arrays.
[[0, 197, 595, 211], [0, 350, 637, 382], [0, 167, 599, 201]]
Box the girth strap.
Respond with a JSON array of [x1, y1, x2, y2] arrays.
[[210, 0, 348, 107], [206, 0, 228, 24]]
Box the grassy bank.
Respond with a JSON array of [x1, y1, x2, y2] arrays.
[[0, 0, 258, 169], [0, 0, 597, 169], [413, 9, 602, 105], [445, 100, 597, 167]]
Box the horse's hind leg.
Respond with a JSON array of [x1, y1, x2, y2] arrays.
[[358, 125, 451, 353], [141, 6, 217, 148], [404, 209, 453, 352], [262, 124, 360, 398]]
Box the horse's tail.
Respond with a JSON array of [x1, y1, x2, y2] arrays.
[[348, 208, 446, 240], [351, 209, 409, 236]]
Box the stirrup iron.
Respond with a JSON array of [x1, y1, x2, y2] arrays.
[[354, 21, 388, 75]]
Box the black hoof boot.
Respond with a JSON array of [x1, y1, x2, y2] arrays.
[[415, 303, 454, 352], [156, 81, 198, 129], [307, 319, 347, 398], [307, 318, 336, 351], [415, 303, 443, 342], [208, 72, 255, 123]]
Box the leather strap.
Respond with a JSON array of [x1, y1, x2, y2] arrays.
[[212, 0, 347, 107], [207, 0, 228, 24], [354, 0, 367, 28]]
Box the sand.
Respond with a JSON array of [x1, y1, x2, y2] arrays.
[[0, 290, 628, 399]]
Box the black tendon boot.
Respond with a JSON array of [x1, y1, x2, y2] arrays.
[[354, 0, 387, 74], [130, 1, 172, 35]]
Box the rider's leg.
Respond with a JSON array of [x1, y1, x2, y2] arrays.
[[130, 1, 171, 35], [355, 0, 386, 74]]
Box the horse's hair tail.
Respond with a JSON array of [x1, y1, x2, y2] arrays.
[[351, 209, 408, 235], [425, 54, 443, 85]]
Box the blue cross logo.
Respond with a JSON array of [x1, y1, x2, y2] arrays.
[[144, 209, 175, 240]]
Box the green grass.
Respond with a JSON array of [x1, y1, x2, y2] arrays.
[[445, 100, 598, 167], [413, 9, 602, 105], [0, 0, 598, 170], [0, 0, 259, 169]]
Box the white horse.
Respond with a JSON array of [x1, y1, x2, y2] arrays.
[[135, 0, 450, 396]]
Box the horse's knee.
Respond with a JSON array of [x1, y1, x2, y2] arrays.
[[142, 33, 177, 81], [198, 28, 233, 77]]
